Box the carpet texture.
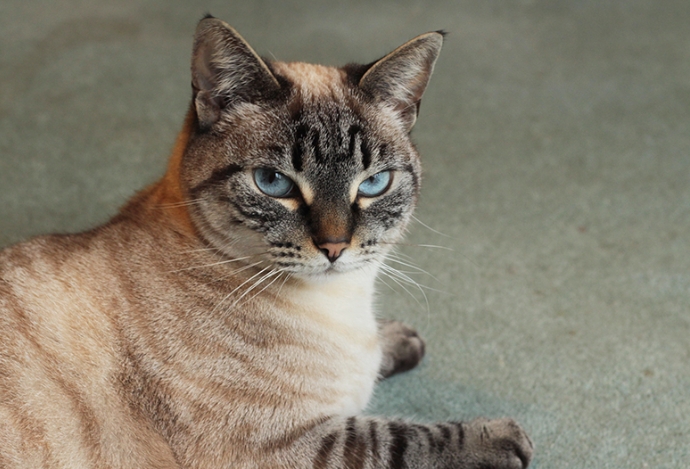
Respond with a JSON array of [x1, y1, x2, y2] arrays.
[[1, 1, 689, 467]]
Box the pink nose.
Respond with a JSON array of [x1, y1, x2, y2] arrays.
[[316, 240, 349, 263]]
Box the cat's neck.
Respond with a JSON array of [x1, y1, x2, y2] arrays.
[[117, 106, 198, 238]]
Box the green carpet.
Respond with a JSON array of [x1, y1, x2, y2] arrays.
[[1, 1, 689, 467]]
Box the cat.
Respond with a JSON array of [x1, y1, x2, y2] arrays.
[[0, 15, 533, 469]]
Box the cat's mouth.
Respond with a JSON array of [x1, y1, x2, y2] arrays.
[[276, 255, 363, 278]]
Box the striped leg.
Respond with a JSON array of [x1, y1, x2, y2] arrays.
[[282, 415, 533, 469]]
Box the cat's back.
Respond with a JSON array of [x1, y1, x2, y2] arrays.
[[0, 232, 115, 354], [0, 228, 180, 469], [0, 233, 116, 458], [0, 230, 122, 342]]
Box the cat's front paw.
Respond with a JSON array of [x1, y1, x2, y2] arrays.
[[378, 319, 425, 378], [461, 418, 534, 469]]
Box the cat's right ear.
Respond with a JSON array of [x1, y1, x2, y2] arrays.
[[191, 17, 281, 130]]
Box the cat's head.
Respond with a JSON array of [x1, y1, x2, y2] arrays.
[[179, 17, 442, 278]]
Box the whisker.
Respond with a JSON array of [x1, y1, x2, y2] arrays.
[[376, 275, 398, 295], [156, 198, 205, 209], [411, 215, 452, 238], [210, 262, 268, 314], [232, 269, 286, 310], [178, 247, 220, 255], [271, 272, 293, 310], [379, 263, 432, 329], [383, 270, 447, 294], [379, 241, 454, 252], [384, 254, 444, 284], [168, 255, 258, 273], [230, 268, 281, 306], [214, 259, 268, 283], [379, 264, 429, 316], [386, 250, 415, 262]]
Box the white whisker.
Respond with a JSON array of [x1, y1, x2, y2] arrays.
[[168, 255, 258, 273], [210, 262, 267, 315], [235, 269, 287, 309], [156, 198, 205, 209], [376, 275, 398, 295], [379, 263, 432, 329], [381, 261, 445, 294], [379, 264, 429, 312], [227, 268, 284, 311], [384, 254, 443, 284], [270, 272, 293, 310], [411, 215, 452, 238], [379, 241, 454, 251]]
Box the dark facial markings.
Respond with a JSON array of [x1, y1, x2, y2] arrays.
[[288, 105, 377, 175], [311, 131, 324, 163], [291, 123, 308, 172], [190, 163, 244, 196], [188, 97, 418, 273], [347, 125, 372, 171]]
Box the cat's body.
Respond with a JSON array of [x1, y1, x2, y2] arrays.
[[0, 205, 380, 467], [0, 17, 532, 469]]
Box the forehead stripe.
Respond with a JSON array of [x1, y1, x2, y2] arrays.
[[347, 125, 360, 163], [347, 125, 371, 170], [311, 130, 323, 163], [291, 123, 308, 172], [361, 139, 372, 170]]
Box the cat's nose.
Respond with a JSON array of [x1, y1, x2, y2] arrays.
[[314, 238, 350, 263]]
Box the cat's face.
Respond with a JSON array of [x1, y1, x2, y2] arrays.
[[181, 19, 442, 278]]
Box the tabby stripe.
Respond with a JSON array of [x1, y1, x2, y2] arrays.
[[453, 422, 465, 451], [360, 139, 372, 170], [379, 143, 389, 163], [311, 130, 323, 163], [189, 164, 243, 195], [11, 305, 93, 463], [313, 432, 338, 469], [229, 201, 274, 226], [404, 164, 419, 190], [344, 417, 366, 469], [414, 424, 436, 451], [436, 424, 452, 453], [387, 422, 408, 469], [292, 124, 308, 172], [369, 420, 380, 464], [348, 125, 361, 164]]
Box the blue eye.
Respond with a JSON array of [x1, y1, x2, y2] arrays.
[[358, 171, 392, 197], [253, 168, 296, 198]]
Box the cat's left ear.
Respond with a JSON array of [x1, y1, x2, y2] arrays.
[[191, 17, 281, 129], [359, 32, 444, 132]]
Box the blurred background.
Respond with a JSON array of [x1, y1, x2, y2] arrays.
[[1, 1, 689, 467]]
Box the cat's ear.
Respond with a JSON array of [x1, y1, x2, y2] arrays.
[[191, 17, 281, 129], [359, 32, 444, 132]]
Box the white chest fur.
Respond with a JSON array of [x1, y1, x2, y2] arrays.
[[284, 268, 383, 416]]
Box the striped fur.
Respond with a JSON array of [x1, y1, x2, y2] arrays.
[[0, 16, 532, 469]]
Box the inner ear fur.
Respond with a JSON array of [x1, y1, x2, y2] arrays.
[[359, 32, 444, 132], [191, 17, 281, 129]]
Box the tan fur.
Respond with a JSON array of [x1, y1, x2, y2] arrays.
[[0, 203, 382, 468], [272, 62, 349, 102]]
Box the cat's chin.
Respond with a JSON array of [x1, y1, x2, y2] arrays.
[[289, 259, 380, 282]]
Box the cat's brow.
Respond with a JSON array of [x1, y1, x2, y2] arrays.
[[190, 163, 244, 195]]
